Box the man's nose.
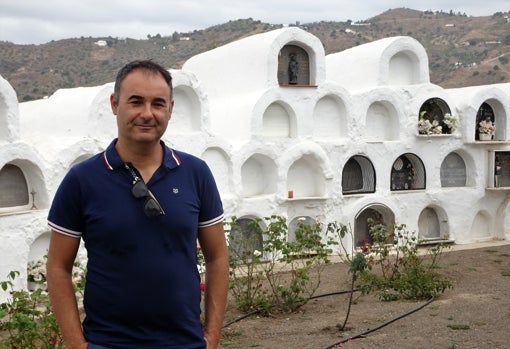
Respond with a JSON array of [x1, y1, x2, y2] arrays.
[[140, 102, 154, 117]]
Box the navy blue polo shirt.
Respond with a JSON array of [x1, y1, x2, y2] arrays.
[[48, 139, 224, 349]]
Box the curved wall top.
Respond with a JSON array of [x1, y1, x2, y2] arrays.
[[326, 36, 430, 90], [0, 75, 20, 142], [448, 84, 510, 141], [182, 27, 325, 98], [20, 85, 107, 140]]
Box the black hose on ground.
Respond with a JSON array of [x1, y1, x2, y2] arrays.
[[222, 289, 435, 349], [321, 296, 435, 349], [222, 289, 359, 328]]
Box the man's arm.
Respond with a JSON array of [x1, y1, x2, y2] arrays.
[[46, 230, 87, 349], [198, 222, 229, 349]]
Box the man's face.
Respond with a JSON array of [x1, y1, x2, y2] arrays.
[[110, 69, 173, 145]]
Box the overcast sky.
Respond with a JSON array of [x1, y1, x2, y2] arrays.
[[1, 0, 508, 45]]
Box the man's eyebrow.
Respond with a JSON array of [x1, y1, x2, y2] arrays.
[[126, 95, 168, 104]]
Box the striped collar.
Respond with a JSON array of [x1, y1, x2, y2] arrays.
[[102, 139, 182, 171]]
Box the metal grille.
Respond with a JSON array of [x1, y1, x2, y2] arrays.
[[342, 155, 376, 194], [391, 153, 425, 191]]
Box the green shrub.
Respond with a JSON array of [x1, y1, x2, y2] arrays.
[[357, 220, 453, 301], [226, 215, 334, 314]]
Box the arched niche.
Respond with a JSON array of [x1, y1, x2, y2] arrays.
[[390, 153, 425, 191], [287, 154, 326, 198], [288, 216, 316, 243], [241, 154, 277, 197], [262, 102, 294, 138], [227, 216, 264, 259], [354, 204, 395, 247], [201, 147, 231, 196], [0, 163, 30, 212], [418, 97, 454, 135], [474, 100, 506, 141], [342, 155, 376, 195], [312, 95, 347, 139], [418, 206, 449, 241], [171, 86, 202, 133], [366, 101, 399, 141], [28, 231, 51, 267], [440, 152, 467, 187], [278, 44, 310, 86], [469, 211, 492, 241], [388, 50, 419, 85]]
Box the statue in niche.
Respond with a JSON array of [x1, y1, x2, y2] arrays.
[[288, 54, 299, 84]]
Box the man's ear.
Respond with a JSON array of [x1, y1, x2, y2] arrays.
[[110, 93, 118, 115], [168, 100, 174, 120]]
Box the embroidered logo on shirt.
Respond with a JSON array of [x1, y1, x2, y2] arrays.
[[173, 188, 179, 194]]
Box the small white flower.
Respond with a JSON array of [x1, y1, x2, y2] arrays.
[[253, 249, 262, 257]]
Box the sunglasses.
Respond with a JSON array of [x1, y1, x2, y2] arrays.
[[131, 179, 165, 217]]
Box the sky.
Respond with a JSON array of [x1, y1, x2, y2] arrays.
[[0, 0, 508, 45]]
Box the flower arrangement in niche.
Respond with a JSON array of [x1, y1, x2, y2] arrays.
[[418, 111, 457, 135], [443, 113, 458, 133], [27, 259, 46, 284], [418, 111, 442, 135], [479, 119, 496, 135]]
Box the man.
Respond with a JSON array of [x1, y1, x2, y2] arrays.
[[46, 60, 229, 349]]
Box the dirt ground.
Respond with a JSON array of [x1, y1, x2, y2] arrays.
[[220, 240, 510, 349]]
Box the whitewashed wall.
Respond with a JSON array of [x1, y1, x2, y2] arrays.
[[1, 27, 510, 301]]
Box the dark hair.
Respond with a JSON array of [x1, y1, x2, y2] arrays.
[[113, 60, 173, 101]]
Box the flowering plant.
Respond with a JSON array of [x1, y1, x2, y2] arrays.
[[418, 117, 442, 135], [27, 259, 46, 283], [418, 111, 457, 135], [479, 119, 495, 135], [443, 113, 458, 132]]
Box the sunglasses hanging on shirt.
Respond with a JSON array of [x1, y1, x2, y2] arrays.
[[124, 164, 165, 217]]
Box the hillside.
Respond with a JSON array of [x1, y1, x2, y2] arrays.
[[1, 8, 509, 102]]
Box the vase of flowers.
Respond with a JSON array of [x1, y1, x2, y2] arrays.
[[27, 259, 46, 291], [479, 119, 495, 141]]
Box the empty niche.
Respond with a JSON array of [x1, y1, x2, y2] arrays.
[[440, 152, 467, 187], [228, 216, 264, 259], [288, 216, 316, 243], [312, 95, 346, 139], [0, 164, 30, 212], [262, 102, 294, 138], [354, 204, 395, 247], [390, 153, 425, 191], [366, 101, 399, 141], [469, 211, 491, 240], [418, 98, 454, 135], [170, 86, 201, 133], [241, 154, 277, 197], [474, 100, 506, 141], [342, 155, 376, 194], [201, 147, 230, 196], [418, 207, 447, 240], [278, 44, 310, 86], [388, 51, 419, 85], [287, 154, 325, 198]]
